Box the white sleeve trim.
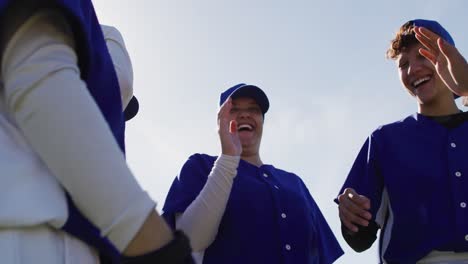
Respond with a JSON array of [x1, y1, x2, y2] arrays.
[[176, 154, 240, 251], [1, 9, 153, 252]]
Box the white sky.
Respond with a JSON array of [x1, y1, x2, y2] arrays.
[[94, 1, 468, 262]]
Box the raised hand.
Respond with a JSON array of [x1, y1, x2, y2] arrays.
[[338, 188, 372, 233], [217, 98, 242, 156], [414, 26, 468, 97]]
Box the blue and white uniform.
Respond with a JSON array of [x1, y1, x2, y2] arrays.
[[338, 113, 468, 263], [164, 153, 343, 264], [0, 1, 154, 263]]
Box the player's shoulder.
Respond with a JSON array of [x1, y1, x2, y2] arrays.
[[187, 153, 217, 161], [373, 113, 419, 135], [184, 153, 217, 168]]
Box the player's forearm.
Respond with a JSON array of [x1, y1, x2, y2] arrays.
[[123, 211, 174, 256], [341, 221, 378, 252], [2, 9, 154, 252], [176, 154, 240, 251]]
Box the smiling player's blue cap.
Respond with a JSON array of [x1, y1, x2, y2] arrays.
[[409, 19, 455, 46], [220, 83, 270, 114]]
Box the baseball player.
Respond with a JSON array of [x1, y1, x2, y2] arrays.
[[0, 0, 193, 263], [336, 19, 468, 263], [162, 84, 344, 264]]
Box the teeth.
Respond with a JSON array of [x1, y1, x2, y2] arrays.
[[238, 124, 253, 131], [413, 76, 431, 87]]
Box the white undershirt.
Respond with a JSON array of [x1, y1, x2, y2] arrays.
[[176, 154, 240, 254]]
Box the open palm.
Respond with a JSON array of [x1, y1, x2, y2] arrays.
[[415, 26, 468, 98], [217, 98, 242, 156]]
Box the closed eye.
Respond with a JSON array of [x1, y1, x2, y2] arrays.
[[398, 61, 408, 69], [230, 107, 239, 114], [230, 106, 262, 115], [247, 107, 262, 115]]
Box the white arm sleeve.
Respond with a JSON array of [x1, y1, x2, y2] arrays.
[[1, 10, 154, 252], [101, 25, 134, 109], [176, 154, 240, 252]]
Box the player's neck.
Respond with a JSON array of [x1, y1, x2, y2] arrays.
[[418, 96, 459, 116], [241, 153, 263, 167]]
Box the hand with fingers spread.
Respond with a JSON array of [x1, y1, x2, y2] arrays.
[[414, 26, 468, 97], [338, 188, 372, 233], [217, 98, 242, 156]]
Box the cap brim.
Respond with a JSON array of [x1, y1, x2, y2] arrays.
[[124, 96, 139, 121], [230, 85, 269, 114]]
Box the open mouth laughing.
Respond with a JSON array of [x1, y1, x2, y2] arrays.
[[238, 123, 254, 132], [412, 75, 431, 90]]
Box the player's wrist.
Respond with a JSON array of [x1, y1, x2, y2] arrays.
[[121, 230, 194, 264]]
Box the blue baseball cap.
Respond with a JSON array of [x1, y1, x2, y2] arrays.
[[410, 19, 455, 46], [220, 83, 270, 114], [124, 96, 139, 121]]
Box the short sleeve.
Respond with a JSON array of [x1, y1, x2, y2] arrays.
[[337, 133, 385, 220], [300, 181, 344, 264], [162, 154, 213, 228]]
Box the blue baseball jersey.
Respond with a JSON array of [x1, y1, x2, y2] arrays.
[[163, 153, 343, 264], [338, 113, 468, 263], [0, 1, 125, 262]]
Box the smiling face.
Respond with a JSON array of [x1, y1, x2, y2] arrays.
[[387, 22, 456, 113], [397, 43, 449, 105], [230, 97, 264, 156]]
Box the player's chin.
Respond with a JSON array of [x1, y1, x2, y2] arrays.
[[239, 137, 257, 148], [238, 130, 255, 139]]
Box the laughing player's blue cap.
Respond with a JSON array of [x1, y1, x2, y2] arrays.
[[220, 83, 270, 114], [410, 19, 455, 46]]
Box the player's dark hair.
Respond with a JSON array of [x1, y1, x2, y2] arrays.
[[386, 21, 419, 60]]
